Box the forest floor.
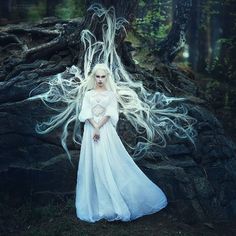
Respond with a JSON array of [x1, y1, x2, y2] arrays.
[[1, 198, 236, 236]]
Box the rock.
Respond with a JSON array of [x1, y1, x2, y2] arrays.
[[0, 152, 78, 206], [138, 152, 236, 222]]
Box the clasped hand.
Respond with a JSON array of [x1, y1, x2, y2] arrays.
[[89, 117, 110, 142], [93, 127, 100, 142]]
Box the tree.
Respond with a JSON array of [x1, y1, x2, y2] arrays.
[[155, 0, 192, 63]]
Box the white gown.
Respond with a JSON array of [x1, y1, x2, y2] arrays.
[[75, 89, 168, 223]]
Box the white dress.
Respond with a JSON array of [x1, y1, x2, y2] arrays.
[[75, 89, 168, 223]]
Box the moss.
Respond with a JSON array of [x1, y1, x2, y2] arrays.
[[125, 31, 142, 48], [55, 0, 85, 20], [27, 1, 47, 22], [125, 31, 156, 70]]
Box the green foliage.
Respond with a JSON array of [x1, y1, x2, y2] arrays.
[[199, 0, 236, 81], [27, 1, 47, 22], [217, 37, 235, 46], [26, 0, 86, 22], [209, 36, 236, 80], [200, 0, 236, 32], [206, 80, 220, 90], [55, 0, 85, 19], [133, 1, 172, 44], [199, 1, 221, 31], [139, 0, 145, 8]]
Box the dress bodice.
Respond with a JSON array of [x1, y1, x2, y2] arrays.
[[90, 90, 111, 118], [78, 89, 119, 127]]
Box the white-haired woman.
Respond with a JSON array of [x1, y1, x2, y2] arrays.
[[75, 63, 168, 222], [28, 5, 198, 224]]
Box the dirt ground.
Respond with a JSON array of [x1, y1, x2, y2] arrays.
[[1, 198, 236, 236]]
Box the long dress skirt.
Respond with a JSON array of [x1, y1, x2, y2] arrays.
[[75, 119, 168, 223]]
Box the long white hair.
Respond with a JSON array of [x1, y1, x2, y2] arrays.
[[28, 4, 198, 165]]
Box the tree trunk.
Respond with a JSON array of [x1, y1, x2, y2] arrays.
[[155, 0, 192, 63], [188, 0, 201, 72]]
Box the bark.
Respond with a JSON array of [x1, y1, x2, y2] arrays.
[[155, 0, 192, 63]]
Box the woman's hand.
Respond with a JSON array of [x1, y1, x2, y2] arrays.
[[93, 127, 100, 142]]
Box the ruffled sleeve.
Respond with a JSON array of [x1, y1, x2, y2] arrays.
[[78, 91, 93, 122], [104, 91, 119, 127]]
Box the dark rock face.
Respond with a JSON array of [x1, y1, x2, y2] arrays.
[[137, 104, 236, 223]]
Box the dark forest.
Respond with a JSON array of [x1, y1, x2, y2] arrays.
[[0, 0, 236, 235]]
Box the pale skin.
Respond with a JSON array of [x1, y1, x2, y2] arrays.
[[88, 69, 110, 142]]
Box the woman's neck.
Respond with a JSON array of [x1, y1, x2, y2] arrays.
[[94, 86, 107, 91]]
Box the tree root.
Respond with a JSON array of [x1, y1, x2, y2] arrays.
[[6, 27, 60, 37]]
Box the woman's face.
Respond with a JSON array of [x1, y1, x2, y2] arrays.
[[94, 69, 107, 88]]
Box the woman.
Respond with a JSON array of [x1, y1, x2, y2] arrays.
[[75, 63, 168, 222], [28, 4, 197, 224]]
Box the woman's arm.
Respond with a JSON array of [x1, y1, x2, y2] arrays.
[[88, 119, 100, 142], [88, 117, 110, 142], [96, 116, 110, 129], [88, 118, 99, 129], [88, 116, 110, 129], [90, 116, 110, 142]]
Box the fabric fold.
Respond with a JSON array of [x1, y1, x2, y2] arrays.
[[75, 90, 168, 223], [78, 91, 93, 122], [104, 92, 119, 127]]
